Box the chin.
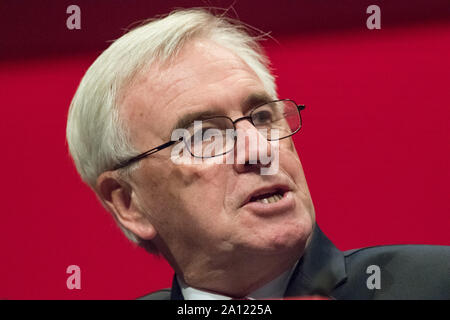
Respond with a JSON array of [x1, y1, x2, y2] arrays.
[[250, 217, 313, 255]]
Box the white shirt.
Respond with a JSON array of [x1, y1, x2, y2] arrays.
[[178, 262, 298, 300]]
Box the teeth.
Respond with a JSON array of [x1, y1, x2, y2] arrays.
[[256, 193, 283, 204]]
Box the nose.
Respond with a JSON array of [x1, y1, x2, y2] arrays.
[[232, 120, 273, 174]]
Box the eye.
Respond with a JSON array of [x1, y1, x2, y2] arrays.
[[252, 109, 273, 125]]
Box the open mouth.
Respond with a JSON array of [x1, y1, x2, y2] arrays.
[[241, 185, 294, 215], [243, 184, 290, 206], [249, 190, 285, 204]]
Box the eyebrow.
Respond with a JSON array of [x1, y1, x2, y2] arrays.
[[172, 110, 221, 133], [171, 92, 274, 132], [241, 92, 274, 114]]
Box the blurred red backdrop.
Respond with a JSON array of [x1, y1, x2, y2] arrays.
[[1, 1, 449, 299]]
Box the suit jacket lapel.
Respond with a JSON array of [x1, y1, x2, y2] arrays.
[[170, 275, 184, 300], [285, 224, 347, 298]]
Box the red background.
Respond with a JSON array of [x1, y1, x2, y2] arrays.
[[1, 1, 449, 299]]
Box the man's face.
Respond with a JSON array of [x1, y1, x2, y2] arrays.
[[120, 39, 315, 274]]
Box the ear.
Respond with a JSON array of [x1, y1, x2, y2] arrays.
[[96, 171, 157, 241]]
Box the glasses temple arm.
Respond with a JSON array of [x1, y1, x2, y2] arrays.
[[112, 140, 178, 170]]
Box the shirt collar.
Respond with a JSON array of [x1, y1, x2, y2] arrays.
[[177, 261, 299, 300]]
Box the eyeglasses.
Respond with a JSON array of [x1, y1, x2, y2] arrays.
[[112, 99, 305, 170]]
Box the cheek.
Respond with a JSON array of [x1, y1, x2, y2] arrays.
[[171, 162, 226, 191], [279, 142, 306, 184], [278, 143, 315, 219], [158, 163, 238, 246], [165, 162, 231, 214], [136, 159, 233, 226]]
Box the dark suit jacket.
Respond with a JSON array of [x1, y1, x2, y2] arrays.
[[139, 225, 450, 300]]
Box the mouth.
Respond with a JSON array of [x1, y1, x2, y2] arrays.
[[240, 185, 295, 216], [243, 186, 290, 207]]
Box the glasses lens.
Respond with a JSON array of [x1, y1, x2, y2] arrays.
[[185, 117, 235, 158], [251, 100, 301, 141]]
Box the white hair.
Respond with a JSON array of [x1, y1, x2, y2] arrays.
[[66, 8, 277, 251]]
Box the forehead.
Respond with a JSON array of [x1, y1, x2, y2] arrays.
[[119, 39, 267, 149]]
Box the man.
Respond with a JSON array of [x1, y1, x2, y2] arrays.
[[66, 9, 450, 299]]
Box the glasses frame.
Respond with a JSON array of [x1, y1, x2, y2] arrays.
[[112, 99, 305, 170]]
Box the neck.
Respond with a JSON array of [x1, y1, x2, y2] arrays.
[[175, 246, 304, 298]]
